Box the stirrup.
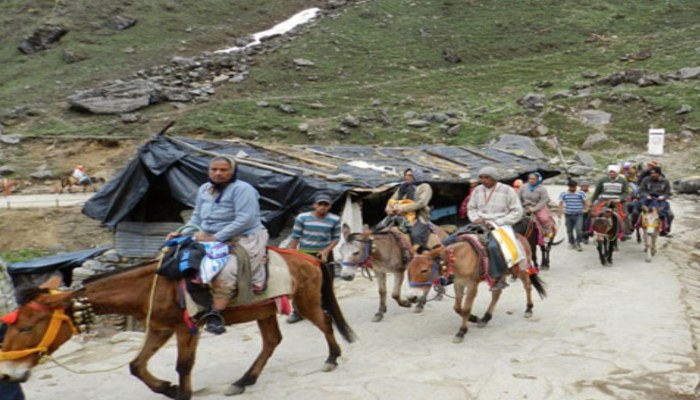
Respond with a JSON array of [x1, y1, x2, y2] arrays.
[[203, 311, 226, 335]]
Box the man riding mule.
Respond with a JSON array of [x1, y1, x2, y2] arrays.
[[166, 156, 269, 335], [466, 166, 524, 291], [591, 164, 630, 240], [638, 166, 674, 236]]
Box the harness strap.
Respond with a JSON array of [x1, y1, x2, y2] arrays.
[[0, 308, 77, 362]]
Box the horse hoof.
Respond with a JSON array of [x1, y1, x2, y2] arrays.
[[413, 306, 424, 314], [321, 362, 338, 372], [371, 313, 383, 322], [225, 384, 246, 396], [157, 383, 179, 399], [524, 311, 533, 319], [452, 335, 464, 344], [477, 321, 488, 328]]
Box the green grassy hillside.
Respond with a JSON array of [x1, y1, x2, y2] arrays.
[[1, 0, 699, 153]]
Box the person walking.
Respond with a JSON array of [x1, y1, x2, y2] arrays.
[[558, 180, 587, 251], [286, 194, 341, 323]]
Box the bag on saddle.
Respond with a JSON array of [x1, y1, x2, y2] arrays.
[[157, 236, 206, 280]]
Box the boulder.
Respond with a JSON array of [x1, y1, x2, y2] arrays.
[[674, 176, 700, 194], [104, 15, 137, 31], [575, 151, 597, 167], [581, 132, 609, 149], [675, 105, 692, 115], [489, 134, 545, 159], [517, 93, 546, 109], [18, 24, 68, 54], [0, 166, 15, 176], [293, 58, 315, 67], [67, 79, 160, 114], [407, 119, 430, 128], [580, 110, 611, 126], [677, 67, 700, 80]]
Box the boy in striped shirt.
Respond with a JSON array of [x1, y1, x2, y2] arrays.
[[558, 180, 587, 251], [287, 193, 341, 323]]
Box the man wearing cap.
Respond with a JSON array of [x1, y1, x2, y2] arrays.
[[558, 180, 587, 251], [467, 166, 523, 291], [638, 166, 674, 235], [167, 156, 269, 335], [637, 160, 664, 183], [384, 168, 434, 253], [591, 165, 630, 226], [286, 193, 341, 323]]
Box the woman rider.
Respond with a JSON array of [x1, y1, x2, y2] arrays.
[[518, 172, 556, 239]]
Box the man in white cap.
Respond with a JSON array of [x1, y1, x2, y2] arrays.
[[167, 156, 269, 335], [591, 164, 630, 232], [467, 166, 523, 290]]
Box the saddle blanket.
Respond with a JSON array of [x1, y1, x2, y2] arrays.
[[491, 225, 526, 267], [185, 249, 293, 318]]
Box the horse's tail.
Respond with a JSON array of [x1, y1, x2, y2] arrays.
[[319, 261, 357, 343], [530, 272, 547, 299]]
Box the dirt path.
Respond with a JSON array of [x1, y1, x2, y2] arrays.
[[19, 194, 700, 400]]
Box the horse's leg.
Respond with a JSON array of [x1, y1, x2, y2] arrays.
[[294, 288, 343, 372], [607, 239, 614, 264], [530, 242, 539, 269], [373, 271, 388, 322], [172, 327, 200, 400], [226, 315, 282, 396], [454, 281, 479, 343], [542, 242, 552, 269], [597, 240, 606, 266], [478, 287, 502, 328], [129, 328, 179, 399], [521, 271, 534, 318], [391, 269, 411, 309], [644, 231, 652, 262]]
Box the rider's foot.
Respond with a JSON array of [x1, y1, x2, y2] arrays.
[[576, 244, 583, 252], [204, 310, 226, 335], [286, 310, 304, 324]]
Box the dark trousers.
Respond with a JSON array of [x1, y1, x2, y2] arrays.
[[411, 220, 430, 249], [486, 235, 507, 280], [565, 213, 583, 245], [0, 381, 25, 400]]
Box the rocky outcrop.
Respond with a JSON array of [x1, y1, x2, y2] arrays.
[[489, 134, 546, 159], [67, 79, 160, 114], [18, 24, 68, 54], [674, 176, 700, 194]]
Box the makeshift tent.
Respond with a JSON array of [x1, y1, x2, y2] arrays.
[[8, 246, 109, 287], [84, 135, 560, 240]]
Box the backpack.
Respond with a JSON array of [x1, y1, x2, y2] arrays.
[[157, 236, 206, 280]]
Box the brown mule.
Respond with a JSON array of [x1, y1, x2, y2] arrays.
[[405, 233, 546, 343], [0, 249, 355, 399]]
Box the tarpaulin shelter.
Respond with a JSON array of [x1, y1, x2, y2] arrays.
[[83, 134, 559, 255]]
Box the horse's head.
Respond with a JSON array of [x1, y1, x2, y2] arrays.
[[641, 207, 660, 232], [0, 288, 79, 383], [338, 230, 371, 281], [405, 247, 443, 302]]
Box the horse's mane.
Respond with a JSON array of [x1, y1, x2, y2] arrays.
[[16, 287, 51, 306], [82, 259, 158, 284]]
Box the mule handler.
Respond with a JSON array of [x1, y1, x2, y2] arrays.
[[286, 193, 341, 323]]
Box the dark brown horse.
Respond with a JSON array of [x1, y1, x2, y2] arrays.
[[405, 233, 546, 343], [0, 249, 355, 399], [591, 204, 622, 266], [513, 214, 562, 270]]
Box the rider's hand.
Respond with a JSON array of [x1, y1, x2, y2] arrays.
[[473, 218, 485, 225], [165, 232, 182, 240], [319, 249, 330, 263], [193, 232, 216, 242], [658, 196, 665, 201]]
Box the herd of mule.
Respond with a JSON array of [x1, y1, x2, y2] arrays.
[[0, 192, 667, 399]]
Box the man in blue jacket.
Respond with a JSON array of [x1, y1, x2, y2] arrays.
[[168, 156, 268, 335]]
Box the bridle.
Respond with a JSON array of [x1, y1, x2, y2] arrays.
[[0, 296, 93, 362], [341, 236, 375, 271]]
